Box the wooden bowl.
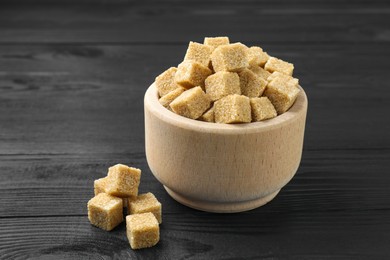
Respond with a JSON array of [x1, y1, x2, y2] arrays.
[[144, 83, 308, 213]]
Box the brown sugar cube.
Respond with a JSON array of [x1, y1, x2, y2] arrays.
[[204, 36, 230, 50], [184, 41, 213, 67], [155, 67, 181, 97], [87, 193, 123, 231], [264, 77, 300, 114], [127, 192, 162, 224], [248, 62, 271, 80], [267, 71, 299, 87], [238, 68, 267, 97], [159, 87, 186, 108], [94, 177, 109, 196], [175, 60, 212, 89], [250, 97, 277, 121], [211, 43, 249, 72], [169, 86, 211, 119], [199, 105, 214, 122], [106, 164, 141, 198], [264, 57, 294, 76], [214, 94, 251, 124], [247, 46, 270, 67], [205, 71, 241, 101], [94, 177, 128, 208], [126, 212, 160, 249]]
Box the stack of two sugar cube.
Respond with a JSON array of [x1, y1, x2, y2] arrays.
[[87, 164, 162, 249]]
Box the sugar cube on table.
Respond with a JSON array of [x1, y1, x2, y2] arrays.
[[94, 176, 128, 208], [127, 192, 162, 224], [106, 164, 141, 198], [126, 212, 160, 249], [87, 193, 123, 231], [94, 177, 109, 195]]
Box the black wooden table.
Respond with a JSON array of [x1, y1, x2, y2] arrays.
[[1, 1, 390, 259]]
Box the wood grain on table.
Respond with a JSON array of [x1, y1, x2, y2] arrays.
[[1, 1, 390, 259]]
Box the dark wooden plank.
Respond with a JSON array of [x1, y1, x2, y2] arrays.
[[0, 215, 389, 259], [1, 189, 390, 259], [0, 149, 389, 218], [0, 154, 150, 218], [0, 151, 389, 258], [1, 44, 389, 155], [0, 2, 390, 44], [1, 2, 389, 258], [3, 148, 389, 257], [2, 0, 390, 4]]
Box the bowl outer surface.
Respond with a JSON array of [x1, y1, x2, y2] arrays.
[[144, 83, 308, 203]]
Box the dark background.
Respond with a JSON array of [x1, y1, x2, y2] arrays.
[[1, 0, 390, 259]]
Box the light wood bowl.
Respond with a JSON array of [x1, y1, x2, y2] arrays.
[[144, 83, 308, 213]]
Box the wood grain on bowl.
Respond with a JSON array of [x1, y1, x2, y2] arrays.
[[144, 83, 308, 213]]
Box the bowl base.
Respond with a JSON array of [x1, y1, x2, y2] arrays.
[[164, 186, 280, 213]]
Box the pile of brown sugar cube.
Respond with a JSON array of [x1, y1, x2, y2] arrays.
[[155, 36, 301, 123], [87, 164, 162, 250]]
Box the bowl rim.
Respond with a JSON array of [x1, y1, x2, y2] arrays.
[[144, 83, 308, 134]]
